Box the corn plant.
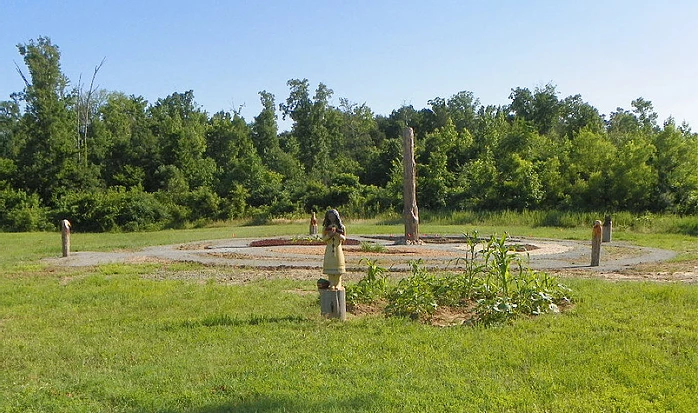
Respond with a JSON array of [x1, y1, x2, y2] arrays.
[[483, 233, 524, 296], [346, 259, 389, 304], [449, 231, 487, 299]]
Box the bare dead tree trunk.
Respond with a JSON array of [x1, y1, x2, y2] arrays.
[[76, 74, 83, 162], [402, 127, 420, 244], [77, 58, 106, 164]]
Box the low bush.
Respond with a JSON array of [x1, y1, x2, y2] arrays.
[[0, 188, 51, 231], [53, 188, 170, 232]]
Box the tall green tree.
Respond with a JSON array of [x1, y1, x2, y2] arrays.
[[339, 98, 378, 180], [148, 91, 215, 191], [93, 92, 155, 189], [252, 91, 302, 180], [14, 37, 98, 205], [280, 79, 313, 170], [207, 111, 282, 208], [558, 94, 604, 138], [251, 90, 280, 158], [418, 118, 458, 209], [610, 136, 657, 211], [428, 90, 481, 134], [564, 128, 616, 210], [494, 119, 545, 210], [509, 84, 561, 136], [280, 79, 344, 181], [650, 121, 698, 212], [631, 97, 658, 132], [0, 99, 20, 159]]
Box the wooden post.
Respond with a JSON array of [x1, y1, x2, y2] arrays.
[[591, 220, 602, 266], [602, 215, 612, 242], [319, 287, 346, 321], [61, 219, 71, 258], [402, 127, 420, 244]]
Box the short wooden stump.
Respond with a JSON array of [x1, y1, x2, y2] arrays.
[[319, 287, 346, 321]]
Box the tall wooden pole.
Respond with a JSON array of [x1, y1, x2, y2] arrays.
[[591, 220, 602, 266], [402, 127, 420, 244], [602, 215, 612, 242], [61, 219, 71, 258]]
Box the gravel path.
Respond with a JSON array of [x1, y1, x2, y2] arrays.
[[43, 235, 686, 278]]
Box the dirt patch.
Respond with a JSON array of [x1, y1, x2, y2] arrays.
[[347, 300, 573, 327], [178, 242, 214, 251], [347, 300, 387, 317], [551, 259, 698, 283], [430, 304, 478, 327]]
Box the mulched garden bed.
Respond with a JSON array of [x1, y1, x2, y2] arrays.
[[249, 236, 538, 252], [249, 238, 362, 247]]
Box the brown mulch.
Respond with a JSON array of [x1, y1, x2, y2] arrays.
[[268, 245, 461, 258], [248, 238, 362, 247]]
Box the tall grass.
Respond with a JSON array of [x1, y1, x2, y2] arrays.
[[420, 209, 698, 236]]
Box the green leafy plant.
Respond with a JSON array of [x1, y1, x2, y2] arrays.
[[472, 233, 571, 325], [385, 259, 438, 320], [385, 260, 439, 320], [448, 231, 486, 299], [346, 259, 389, 304]]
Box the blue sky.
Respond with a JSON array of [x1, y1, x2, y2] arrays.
[[2, 1, 698, 130]]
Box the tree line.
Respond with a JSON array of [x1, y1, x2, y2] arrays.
[[1, 37, 697, 232]]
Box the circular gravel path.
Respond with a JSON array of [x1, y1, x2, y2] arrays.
[[45, 235, 677, 273]]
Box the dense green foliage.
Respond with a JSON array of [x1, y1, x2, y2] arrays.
[[2, 37, 698, 232]]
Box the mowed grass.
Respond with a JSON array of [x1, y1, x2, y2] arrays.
[[1, 220, 697, 412]]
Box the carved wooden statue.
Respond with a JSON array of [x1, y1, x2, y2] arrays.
[[309, 211, 318, 236]]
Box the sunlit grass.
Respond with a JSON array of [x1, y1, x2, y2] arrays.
[[0, 265, 696, 412], [1, 211, 697, 411]]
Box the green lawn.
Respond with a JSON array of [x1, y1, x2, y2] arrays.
[[1, 222, 697, 412]]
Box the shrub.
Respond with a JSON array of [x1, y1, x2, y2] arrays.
[[0, 188, 51, 231], [359, 241, 386, 253], [112, 188, 170, 231], [53, 188, 169, 232]]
